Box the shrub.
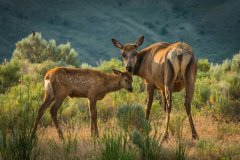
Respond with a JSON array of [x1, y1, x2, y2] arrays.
[[196, 139, 214, 157], [197, 58, 210, 72], [116, 104, 162, 160], [175, 140, 186, 160], [12, 32, 79, 65], [196, 138, 240, 159], [225, 72, 240, 99], [97, 59, 124, 73], [169, 113, 187, 136], [131, 128, 162, 160], [210, 71, 240, 121], [0, 83, 40, 160], [0, 60, 20, 93], [98, 105, 114, 123], [99, 130, 136, 160], [221, 59, 231, 72], [116, 104, 150, 133], [193, 79, 211, 108], [231, 52, 240, 72]]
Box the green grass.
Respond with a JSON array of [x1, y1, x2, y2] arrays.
[[99, 130, 136, 160]]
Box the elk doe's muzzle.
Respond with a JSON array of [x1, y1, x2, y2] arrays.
[[126, 66, 133, 73], [127, 87, 133, 92]]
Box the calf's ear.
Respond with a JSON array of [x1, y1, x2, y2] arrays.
[[112, 69, 122, 75], [112, 38, 123, 49]]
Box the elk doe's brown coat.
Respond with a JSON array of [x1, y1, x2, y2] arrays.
[[112, 36, 199, 140]]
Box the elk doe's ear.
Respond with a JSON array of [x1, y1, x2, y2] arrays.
[[111, 38, 123, 49], [135, 36, 144, 47], [112, 69, 122, 75]]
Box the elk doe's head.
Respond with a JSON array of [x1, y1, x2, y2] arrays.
[[111, 36, 144, 73], [112, 69, 133, 92]]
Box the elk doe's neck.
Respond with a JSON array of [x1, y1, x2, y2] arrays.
[[133, 50, 147, 76], [105, 75, 122, 93]]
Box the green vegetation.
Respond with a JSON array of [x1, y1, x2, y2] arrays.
[[195, 57, 240, 121], [0, 33, 239, 159], [99, 131, 136, 160], [0, 84, 40, 160], [116, 104, 150, 133], [0, 59, 20, 93], [12, 32, 79, 65]]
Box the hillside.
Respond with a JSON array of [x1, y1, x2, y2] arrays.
[[0, 0, 240, 65]]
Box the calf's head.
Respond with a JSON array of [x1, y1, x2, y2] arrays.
[[111, 36, 144, 73], [112, 69, 133, 92]]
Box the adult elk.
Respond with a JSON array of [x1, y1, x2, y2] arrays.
[[111, 36, 199, 139], [32, 67, 133, 138]]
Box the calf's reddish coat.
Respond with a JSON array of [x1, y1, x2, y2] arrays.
[[32, 67, 133, 138]]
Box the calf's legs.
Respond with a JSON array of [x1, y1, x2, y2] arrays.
[[32, 92, 54, 137], [50, 96, 66, 139]]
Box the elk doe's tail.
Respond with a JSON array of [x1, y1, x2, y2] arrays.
[[167, 43, 194, 82]]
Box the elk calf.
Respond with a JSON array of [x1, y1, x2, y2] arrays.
[[32, 67, 133, 138]]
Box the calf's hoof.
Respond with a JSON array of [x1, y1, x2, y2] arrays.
[[192, 133, 199, 140], [58, 130, 64, 140], [160, 132, 169, 144]]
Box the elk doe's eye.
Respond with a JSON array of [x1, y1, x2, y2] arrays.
[[125, 79, 128, 82]]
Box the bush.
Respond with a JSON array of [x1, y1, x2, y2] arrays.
[[191, 53, 240, 121], [97, 59, 124, 73], [116, 104, 162, 160], [12, 32, 79, 65], [0, 60, 20, 93], [169, 113, 187, 136], [193, 79, 211, 108], [231, 52, 240, 72], [0, 83, 40, 160], [116, 104, 150, 133], [98, 105, 114, 123], [197, 58, 210, 73], [99, 130, 136, 160], [225, 72, 240, 99], [131, 128, 162, 160]]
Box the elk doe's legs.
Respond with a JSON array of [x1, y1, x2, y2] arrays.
[[163, 84, 173, 140], [145, 84, 155, 120], [184, 58, 199, 139], [89, 100, 98, 137], [161, 90, 167, 112], [162, 60, 175, 140]]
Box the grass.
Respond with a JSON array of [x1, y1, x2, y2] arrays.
[[0, 84, 41, 160], [99, 130, 136, 160], [0, 84, 239, 160], [30, 115, 239, 160], [1, 53, 240, 159]]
